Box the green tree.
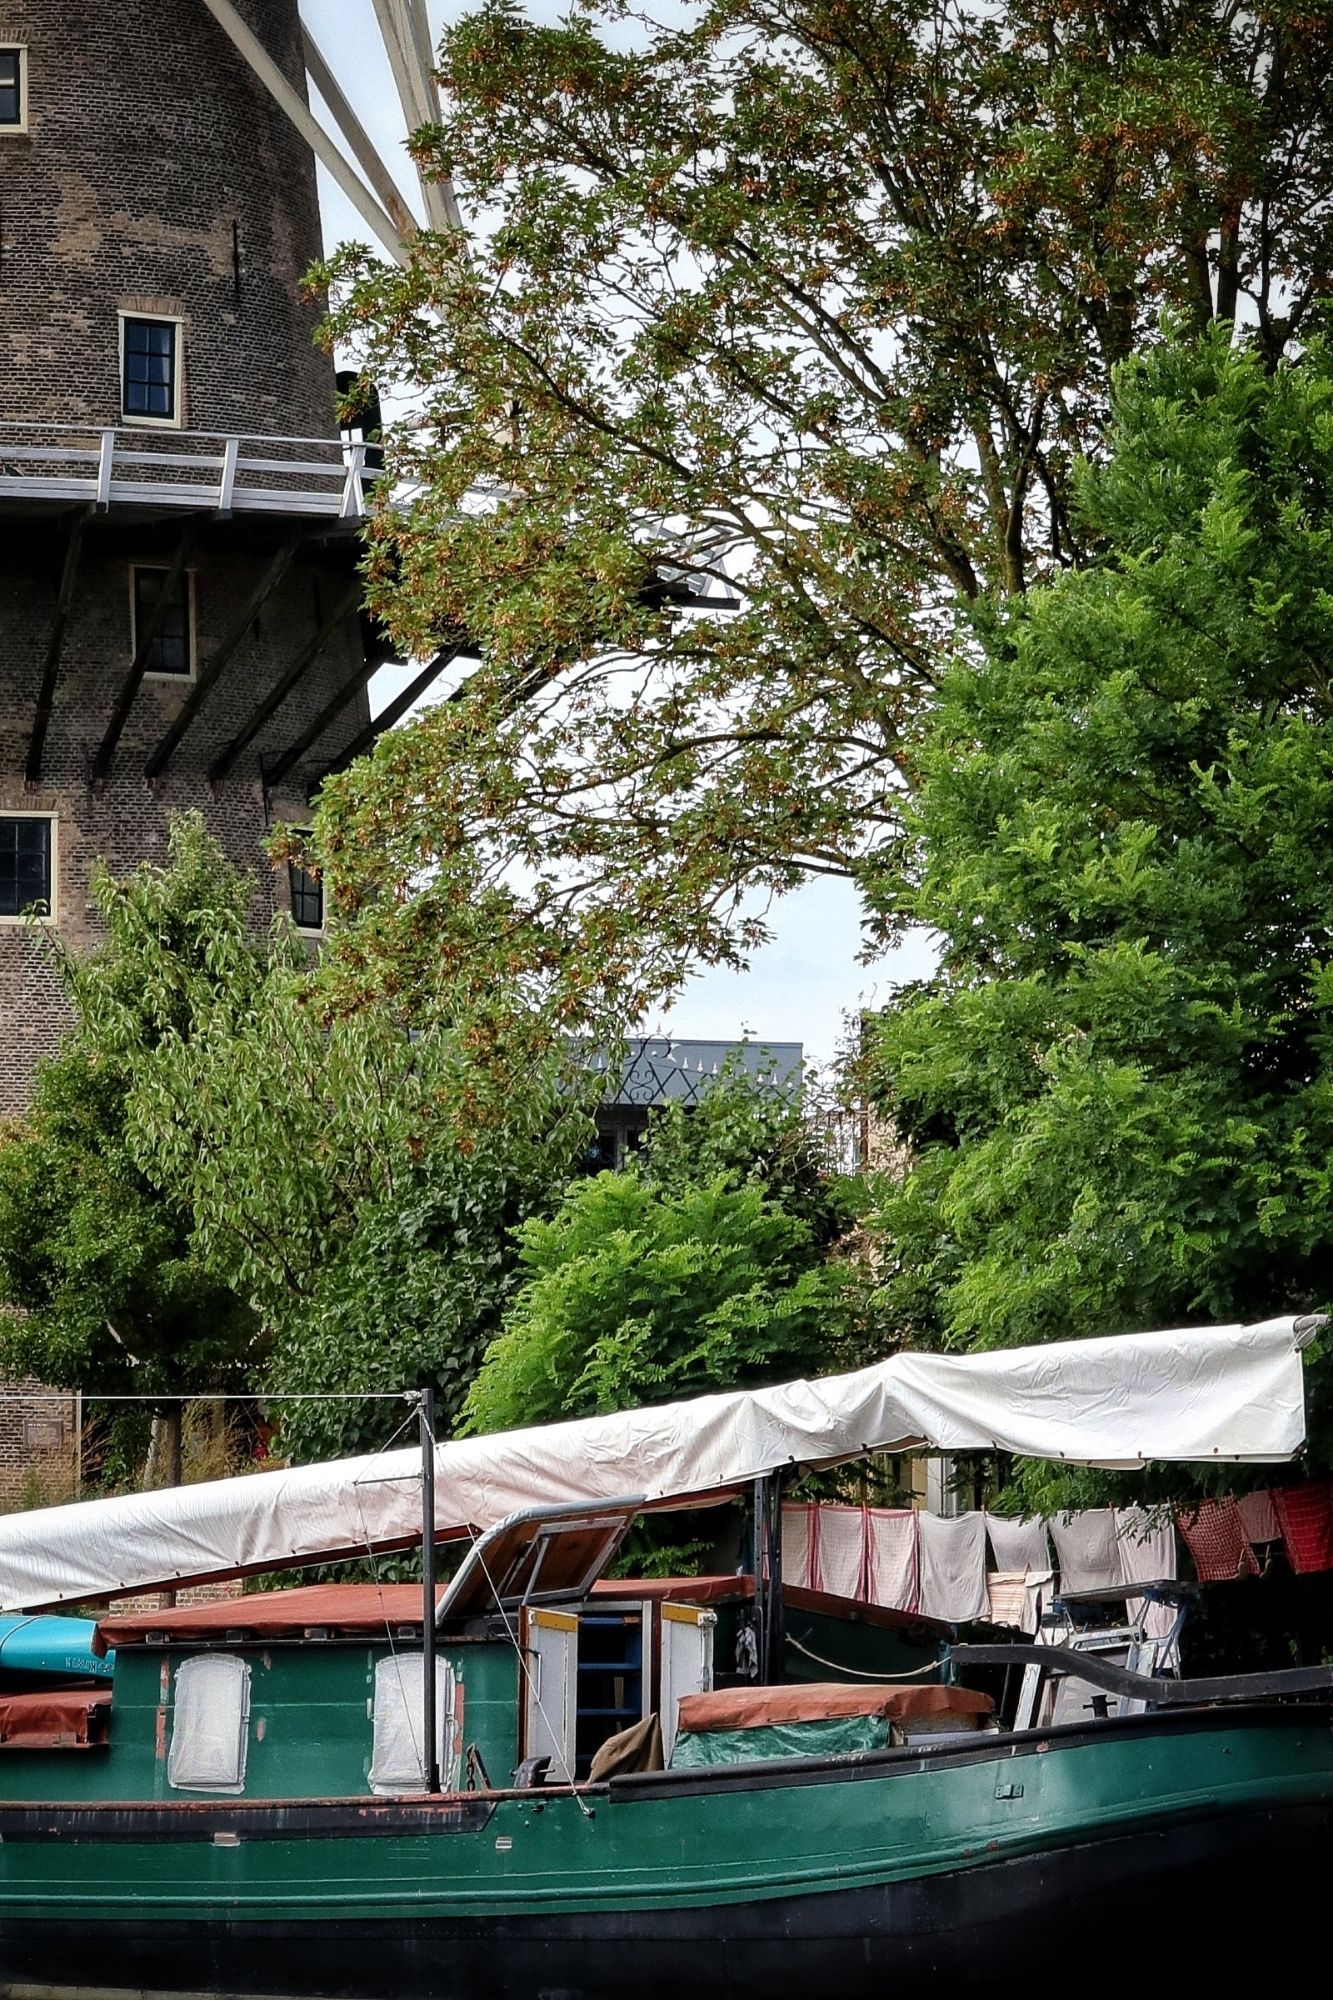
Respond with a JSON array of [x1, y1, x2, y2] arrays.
[[315, 0, 1333, 1024], [463, 1172, 857, 1434], [0, 820, 261, 1485], [466, 1052, 866, 1431], [636, 1052, 858, 1250], [865, 330, 1333, 1484], [115, 839, 598, 1461]]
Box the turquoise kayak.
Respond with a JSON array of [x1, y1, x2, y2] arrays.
[[0, 1616, 112, 1681]]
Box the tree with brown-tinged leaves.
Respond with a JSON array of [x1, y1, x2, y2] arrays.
[[316, 0, 1333, 1024]]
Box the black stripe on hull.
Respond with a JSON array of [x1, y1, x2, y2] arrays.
[[1, 1797, 1327, 1999]]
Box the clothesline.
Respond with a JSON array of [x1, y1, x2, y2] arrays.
[[781, 1480, 1333, 1632]]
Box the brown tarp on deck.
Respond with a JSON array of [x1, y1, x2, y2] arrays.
[[0, 1687, 112, 1749], [676, 1682, 992, 1733]]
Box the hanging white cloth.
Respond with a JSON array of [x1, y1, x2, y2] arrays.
[[0, 1315, 1308, 1612], [814, 1506, 865, 1600], [917, 1511, 989, 1624], [1050, 1509, 1121, 1592], [984, 1514, 1050, 1573], [866, 1509, 918, 1614], [1114, 1506, 1179, 1652], [781, 1503, 818, 1593]]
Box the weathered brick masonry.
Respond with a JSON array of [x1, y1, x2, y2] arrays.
[[0, 0, 374, 1114]]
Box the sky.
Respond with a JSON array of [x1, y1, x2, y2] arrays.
[[295, 2, 936, 1068]]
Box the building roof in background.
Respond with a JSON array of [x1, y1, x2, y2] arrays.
[[591, 1038, 803, 1110]]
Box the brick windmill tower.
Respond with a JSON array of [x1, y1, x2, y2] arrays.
[[0, 0, 456, 1114]]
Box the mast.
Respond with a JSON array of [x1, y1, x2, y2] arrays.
[[419, 1387, 440, 1794]]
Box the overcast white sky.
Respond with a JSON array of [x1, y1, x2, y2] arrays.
[[296, 1, 935, 1067]]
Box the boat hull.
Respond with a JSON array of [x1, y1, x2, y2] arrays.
[[0, 1706, 1328, 1997]]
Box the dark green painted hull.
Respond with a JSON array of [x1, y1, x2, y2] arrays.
[[0, 1706, 1328, 1997]]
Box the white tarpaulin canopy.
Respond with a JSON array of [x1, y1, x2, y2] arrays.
[[0, 1315, 1313, 1612]]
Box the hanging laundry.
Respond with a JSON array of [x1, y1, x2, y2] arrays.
[[986, 1571, 1052, 1636], [781, 1504, 819, 1594], [865, 1509, 918, 1615], [917, 1511, 989, 1624], [1050, 1509, 1120, 1592], [1176, 1499, 1258, 1583], [1272, 1482, 1333, 1574], [812, 1505, 866, 1600], [1236, 1489, 1282, 1549], [1115, 1506, 1178, 1650], [984, 1514, 1049, 1574]]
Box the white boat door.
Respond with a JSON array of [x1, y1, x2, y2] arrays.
[[523, 1606, 579, 1781], [659, 1603, 716, 1760]]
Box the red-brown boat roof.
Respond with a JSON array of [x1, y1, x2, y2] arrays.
[[95, 1577, 756, 1651], [96, 1575, 947, 1651]]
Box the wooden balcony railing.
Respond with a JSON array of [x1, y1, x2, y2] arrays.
[[0, 423, 372, 521]]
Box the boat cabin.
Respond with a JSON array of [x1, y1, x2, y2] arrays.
[[0, 1511, 961, 1806]]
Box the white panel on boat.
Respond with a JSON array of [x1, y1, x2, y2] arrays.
[[369, 1654, 458, 1795], [659, 1603, 716, 1759], [524, 1608, 578, 1780], [168, 1654, 251, 1794]]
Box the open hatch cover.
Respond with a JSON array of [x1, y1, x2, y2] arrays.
[[437, 1501, 643, 1620]]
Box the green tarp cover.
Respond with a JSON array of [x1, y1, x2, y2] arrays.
[[671, 1714, 891, 1768]]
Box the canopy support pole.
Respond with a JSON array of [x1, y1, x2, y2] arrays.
[[419, 1388, 440, 1795], [751, 1477, 785, 1684]]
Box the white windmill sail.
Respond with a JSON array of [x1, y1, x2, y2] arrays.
[[0, 1316, 1313, 1613], [198, 0, 466, 263]]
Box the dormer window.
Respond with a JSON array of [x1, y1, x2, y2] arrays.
[[0, 47, 26, 131], [120, 314, 182, 427]]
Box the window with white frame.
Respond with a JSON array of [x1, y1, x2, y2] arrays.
[[120, 314, 182, 426], [369, 1654, 458, 1795], [132, 564, 195, 678], [0, 814, 55, 922], [168, 1654, 251, 1794], [0, 48, 27, 132]]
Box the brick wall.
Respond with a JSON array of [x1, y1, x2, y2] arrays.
[[0, 0, 375, 1114], [0, 524, 370, 1112], [0, 0, 333, 440], [0, 1380, 78, 1507]]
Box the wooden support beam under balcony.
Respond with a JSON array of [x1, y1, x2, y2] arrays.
[[262, 650, 393, 792], [208, 579, 365, 787], [316, 646, 462, 782], [91, 525, 198, 790], [144, 538, 303, 782], [26, 508, 91, 789]]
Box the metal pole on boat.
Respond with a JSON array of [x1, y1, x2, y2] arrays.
[[752, 1475, 767, 1683], [419, 1387, 441, 1795], [764, 1477, 785, 1684]]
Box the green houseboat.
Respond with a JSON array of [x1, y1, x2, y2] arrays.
[[0, 1315, 1327, 1996]]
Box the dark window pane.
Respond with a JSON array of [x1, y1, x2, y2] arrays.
[[0, 818, 52, 919], [0, 51, 20, 127], [134, 567, 193, 676], [123, 318, 176, 420], [288, 861, 324, 932]]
